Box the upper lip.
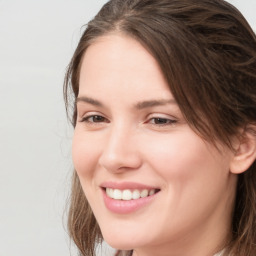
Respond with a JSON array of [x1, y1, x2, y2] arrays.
[[100, 181, 159, 190]]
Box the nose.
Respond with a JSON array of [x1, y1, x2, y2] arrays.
[[98, 125, 142, 173]]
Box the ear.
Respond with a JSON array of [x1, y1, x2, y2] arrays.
[[230, 125, 256, 174]]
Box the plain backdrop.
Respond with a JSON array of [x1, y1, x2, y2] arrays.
[[0, 1, 255, 256]]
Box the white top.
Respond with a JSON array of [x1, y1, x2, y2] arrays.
[[214, 250, 225, 256]]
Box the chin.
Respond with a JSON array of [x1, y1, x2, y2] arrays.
[[100, 225, 154, 251], [102, 233, 133, 250]]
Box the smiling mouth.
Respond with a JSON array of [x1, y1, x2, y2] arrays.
[[104, 188, 160, 201]]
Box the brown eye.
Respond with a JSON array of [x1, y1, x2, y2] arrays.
[[91, 115, 106, 122], [153, 118, 169, 124], [150, 118, 176, 125], [81, 115, 108, 123]]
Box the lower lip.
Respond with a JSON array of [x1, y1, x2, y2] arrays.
[[102, 189, 158, 214]]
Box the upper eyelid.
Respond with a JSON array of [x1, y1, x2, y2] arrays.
[[77, 108, 179, 121], [149, 116, 176, 121], [147, 117, 177, 124], [146, 112, 178, 120], [83, 115, 108, 122], [79, 113, 177, 119], [78, 109, 107, 118], [81, 113, 107, 119]]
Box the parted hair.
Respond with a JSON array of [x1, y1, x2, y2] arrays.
[[64, 0, 256, 255]]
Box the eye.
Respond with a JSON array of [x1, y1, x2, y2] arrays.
[[148, 117, 177, 126], [80, 115, 109, 123]]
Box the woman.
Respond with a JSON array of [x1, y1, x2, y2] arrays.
[[64, 0, 256, 255]]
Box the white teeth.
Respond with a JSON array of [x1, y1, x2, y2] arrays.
[[122, 189, 132, 200], [113, 189, 122, 199], [140, 189, 149, 198], [106, 188, 114, 198], [132, 189, 140, 199], [106, 188, 157, 200], [149, 189, 155, 196]]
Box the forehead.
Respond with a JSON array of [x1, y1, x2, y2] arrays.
[[79, 34, 172, 101]]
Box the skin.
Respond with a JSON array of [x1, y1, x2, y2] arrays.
[[72, 34, 238, 256]]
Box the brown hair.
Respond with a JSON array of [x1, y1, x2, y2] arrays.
[[64, 0, 256, 255]]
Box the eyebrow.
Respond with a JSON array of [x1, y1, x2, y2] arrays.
[[76, 96, 104, 107], [76, 96, 176, 109], [135, 99, 176, 109]]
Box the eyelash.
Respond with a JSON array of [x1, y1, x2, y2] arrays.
[[79, 115, 177, 127], [147, 117, 177, 126], [80, 115, 109, 124]]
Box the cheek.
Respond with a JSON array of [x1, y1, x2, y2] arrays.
[[142, 131, 229, 188], [141, 132, 233, 232], [143, 133, 204, 174], [72, 130, 100, 179]]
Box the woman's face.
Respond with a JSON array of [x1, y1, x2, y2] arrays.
[[73, 34, 237, 255]]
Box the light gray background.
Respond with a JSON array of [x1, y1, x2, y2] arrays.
[[0, 1, 255, 256]]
